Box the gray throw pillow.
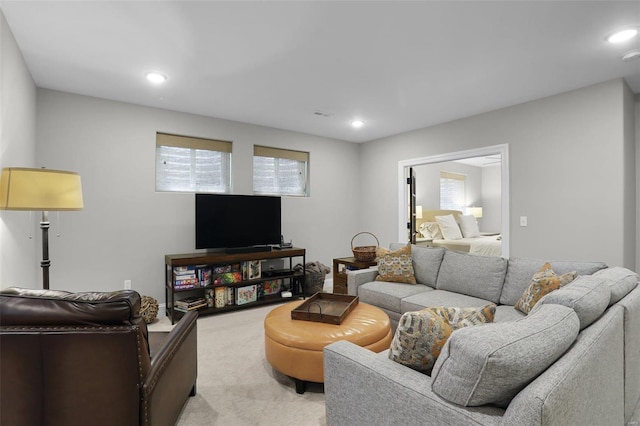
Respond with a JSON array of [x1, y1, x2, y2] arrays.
[[430, 304, 579, 407], [534, 275, 610, 330]]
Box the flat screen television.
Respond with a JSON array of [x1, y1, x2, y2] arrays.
[[195, 194, 281, 252]]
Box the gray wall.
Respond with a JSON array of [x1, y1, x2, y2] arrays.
[[0, 11, 38, 288], [30, 89, 361, 301], [359, 79, 635, 269]]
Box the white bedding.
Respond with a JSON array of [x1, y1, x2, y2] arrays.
[[431, 235, 502, 256], [469, 236, 502, 256]]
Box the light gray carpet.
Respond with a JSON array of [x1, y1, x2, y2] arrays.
[[150, 303, 327, 426]]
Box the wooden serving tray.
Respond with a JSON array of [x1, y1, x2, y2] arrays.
[[291, 292, 359, 325]]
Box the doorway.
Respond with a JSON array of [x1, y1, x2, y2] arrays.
[[397, 144, 510, 257]]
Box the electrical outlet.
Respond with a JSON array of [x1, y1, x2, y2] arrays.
[[520, 216, 528, 227], [124, 280, 131, 289]]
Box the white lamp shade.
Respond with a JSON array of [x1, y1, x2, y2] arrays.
[[0, 168, 84, 211], [467, 206, 483, 218]]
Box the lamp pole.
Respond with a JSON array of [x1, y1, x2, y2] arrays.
[[40, 211, 51, 289]]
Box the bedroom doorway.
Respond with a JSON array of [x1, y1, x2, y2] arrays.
[[397, 144, 509, 257]]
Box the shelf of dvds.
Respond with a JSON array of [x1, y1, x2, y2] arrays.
[[165, 247, 306, 324]]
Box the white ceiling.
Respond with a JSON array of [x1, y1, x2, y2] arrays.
[[2, 1, 639, 143]]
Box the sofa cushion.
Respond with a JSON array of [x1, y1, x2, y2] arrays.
[[592, 266, 639, 305], [389, 305, 496, 375], [391, 243, 445, 287], [535, 274, 610, 329], [493, 305, 525, 323], [0, 287, 142, 325], [514, 263, 577, 314], [500, 257, 607, 306], [401, 290, 493, 313], [430, 304, 579, 407], [358, 281, 431, 313], [435, 250, 507, 304], [375, 244, 416, 284]]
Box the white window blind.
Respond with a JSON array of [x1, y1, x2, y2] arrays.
[[253, 145, 309, 197], [440, 171, 466, 211], [156, 133, 232, 193]]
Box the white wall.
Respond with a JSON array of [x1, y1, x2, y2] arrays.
[[31, 89, 361, 301], [0, 10, 38, 289], [359, 79, 634, 268]]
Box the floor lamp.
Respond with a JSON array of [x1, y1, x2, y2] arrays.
[[0, 167, 84, 289]]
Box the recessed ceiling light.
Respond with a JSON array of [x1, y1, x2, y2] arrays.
[[146, 72, 167, 84], [607, 28, 638, 43], [622, 50, 640, 62], [351, 120, 365, 128]]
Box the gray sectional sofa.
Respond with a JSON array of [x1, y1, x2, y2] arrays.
[[323, 244, 640, 425]]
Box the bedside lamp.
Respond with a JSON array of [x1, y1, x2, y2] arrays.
[[0, 167, 84, 289], [467, 206, 483, 219]]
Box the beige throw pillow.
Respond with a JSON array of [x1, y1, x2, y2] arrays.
[[375, 244, 416, 284], [514, 262, 577, 314], [389, 305, 496, 375]]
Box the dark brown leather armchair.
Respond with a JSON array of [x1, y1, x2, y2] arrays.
[[0, 288, 197, 426]]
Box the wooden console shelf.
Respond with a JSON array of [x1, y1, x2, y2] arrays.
[[165, 248, 305, 324]]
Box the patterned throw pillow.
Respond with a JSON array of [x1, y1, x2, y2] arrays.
[[514, 262, 577, 314], [375, 244, 417, 284], [389, 305, 496, 375]]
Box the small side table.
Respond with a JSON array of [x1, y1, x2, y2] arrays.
[[332, 257, 377, 294], [415, 237, 433, 247]]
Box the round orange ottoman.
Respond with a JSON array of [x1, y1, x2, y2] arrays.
[[264, 300, 392, 393]]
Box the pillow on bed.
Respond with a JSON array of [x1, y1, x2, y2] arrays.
[[419, 222, 443, 240], [458, 215, 480, 238], [435, 215, 463, 240]]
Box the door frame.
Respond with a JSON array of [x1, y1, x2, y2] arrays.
[[397, 144, 510, 257]]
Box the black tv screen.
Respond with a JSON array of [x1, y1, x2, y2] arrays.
[[195, 194, 281, 250]]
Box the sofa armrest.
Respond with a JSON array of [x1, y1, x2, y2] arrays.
[[323, 340, 504, 426], [346, 267, 379, 296], [141, 310, 198, 426]]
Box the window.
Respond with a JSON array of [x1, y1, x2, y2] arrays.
[[156, 133, 232, 193], [440, 171, 465, 210], [253, 146, 309, 196]]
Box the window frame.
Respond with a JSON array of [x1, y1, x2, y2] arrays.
[[155, 132, 232, 194], [253, 145, 309, 197]]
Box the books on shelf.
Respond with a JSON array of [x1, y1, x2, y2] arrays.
[[174, 296, 207, 312], [197, 266, 212, 287]]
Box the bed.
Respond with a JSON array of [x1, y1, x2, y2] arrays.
[[416, 209, 502, 257]]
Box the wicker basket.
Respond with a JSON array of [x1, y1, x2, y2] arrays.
[[304, 272, 326, 296], [351, 232, 379, 262], [140, 295, 159, 324]]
